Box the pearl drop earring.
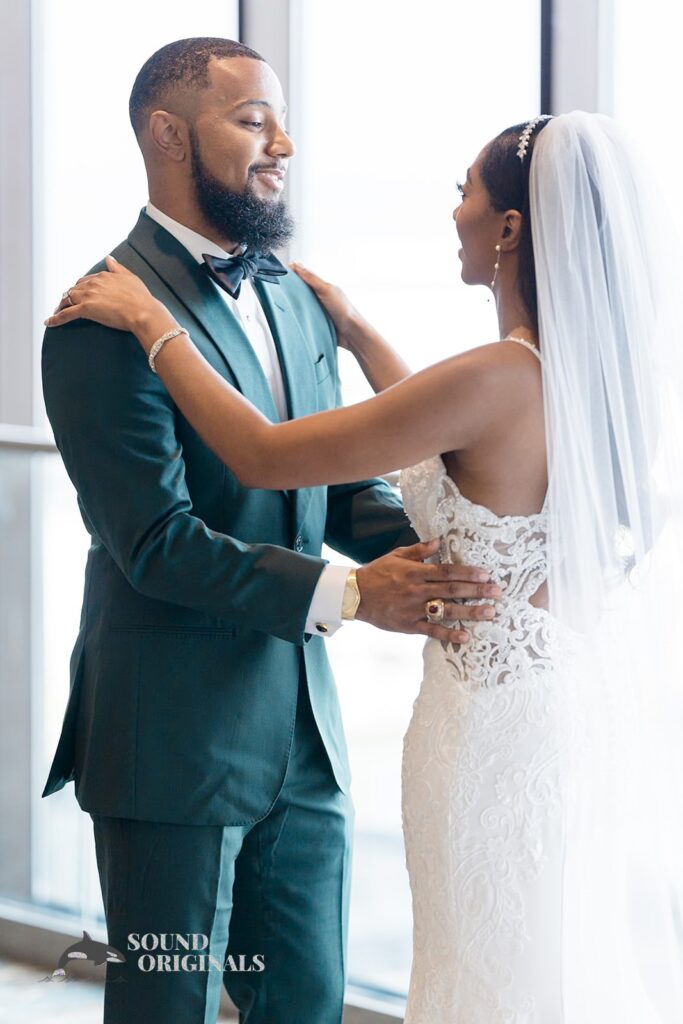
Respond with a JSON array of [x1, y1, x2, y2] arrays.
[[490, 244, 502, 289]]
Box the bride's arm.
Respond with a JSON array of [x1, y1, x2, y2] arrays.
[[342, 319, 412, 394], [45, 257, 513, 491], [130, 308, 500, 490]]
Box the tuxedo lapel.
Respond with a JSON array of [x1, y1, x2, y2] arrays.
[[254, 279, 318, 534], [127, 211, 281, 425], [127, 211, 322, 532]]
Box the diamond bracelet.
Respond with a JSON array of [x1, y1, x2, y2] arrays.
[[148, 327, 189, 373]]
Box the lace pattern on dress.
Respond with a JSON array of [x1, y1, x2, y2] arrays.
[[399, 455, 580, 1022], [401, 455, 558, 690]]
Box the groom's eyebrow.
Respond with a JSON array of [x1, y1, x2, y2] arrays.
[[232, 99, 288, 116]]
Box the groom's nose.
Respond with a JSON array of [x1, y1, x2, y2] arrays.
[[268, 125, 295, 160]]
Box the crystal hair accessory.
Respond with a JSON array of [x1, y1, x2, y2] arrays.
[[517, 114, 553, 162]]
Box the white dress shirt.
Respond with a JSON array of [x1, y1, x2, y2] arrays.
[[145, 201, 349, 636]]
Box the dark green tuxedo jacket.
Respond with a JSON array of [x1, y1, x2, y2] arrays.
[[41, 210, 416, 826]]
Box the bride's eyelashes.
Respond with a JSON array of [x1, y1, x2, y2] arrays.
[[456, 181, 466, 198]]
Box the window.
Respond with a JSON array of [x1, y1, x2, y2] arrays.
[[32, 0, 240, 427], [612, 0, 683, 232]]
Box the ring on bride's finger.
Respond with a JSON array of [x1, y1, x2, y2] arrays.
[[62, 289, 74, 306], [425, 598, 445, 623]]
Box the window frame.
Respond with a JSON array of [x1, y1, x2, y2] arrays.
[[0, 0, 34, 426]]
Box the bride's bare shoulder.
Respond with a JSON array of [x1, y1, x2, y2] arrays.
[[441, 338, 541, 389], [421, 340, 543, 436]]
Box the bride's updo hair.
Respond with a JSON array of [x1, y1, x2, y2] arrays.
[[479, 119, 553, 329]]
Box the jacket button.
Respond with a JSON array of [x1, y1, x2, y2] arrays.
[[294, 535, 304, 552]]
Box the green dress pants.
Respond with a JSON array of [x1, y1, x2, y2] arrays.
[[90, 670, 354, 1024]]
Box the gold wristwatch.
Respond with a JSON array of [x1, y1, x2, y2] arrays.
[[341, 568, 361, 620]]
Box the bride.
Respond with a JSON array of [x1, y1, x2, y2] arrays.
[[46, 111, 683, 1021]]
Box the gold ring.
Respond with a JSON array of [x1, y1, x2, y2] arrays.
[[425, 598, 445, 624]]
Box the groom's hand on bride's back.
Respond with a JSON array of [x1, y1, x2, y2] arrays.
[[355, 539, 501, 643]]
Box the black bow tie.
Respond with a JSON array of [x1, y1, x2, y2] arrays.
[[202, 250, 287, 300]]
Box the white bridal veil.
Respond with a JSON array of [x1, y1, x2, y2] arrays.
[[530, 111, 683, 1021]]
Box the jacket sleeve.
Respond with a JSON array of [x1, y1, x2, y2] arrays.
[[42, 318, 326, 646], [324, 477, 418, 563]]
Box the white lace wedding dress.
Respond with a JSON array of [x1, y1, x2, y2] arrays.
[[399, 339, 579, 1023]]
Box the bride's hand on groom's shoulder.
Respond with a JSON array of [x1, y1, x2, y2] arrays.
[[44, 255, 167, 335], [290, 262, 362, 350]]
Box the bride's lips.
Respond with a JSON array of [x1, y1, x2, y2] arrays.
[[254, 168, 285, 191]]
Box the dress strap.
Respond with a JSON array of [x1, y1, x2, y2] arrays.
[[505, 336, 542, 361]]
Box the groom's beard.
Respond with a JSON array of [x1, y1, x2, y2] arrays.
[[189, 130, 294, 253]]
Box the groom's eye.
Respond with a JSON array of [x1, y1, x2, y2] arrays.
[[241, 120, 264, 130]]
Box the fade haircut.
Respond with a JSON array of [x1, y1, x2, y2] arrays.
[[129, 37, 265, 137]]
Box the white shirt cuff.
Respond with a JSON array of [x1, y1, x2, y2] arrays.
[[305, 563, 351, 638]]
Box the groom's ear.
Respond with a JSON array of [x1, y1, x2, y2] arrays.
[[148, 110, 190, 164], [501, 210, 523, 252]]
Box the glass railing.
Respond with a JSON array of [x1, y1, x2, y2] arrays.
[[324, 601, 421, 995], [0, 437, 101, 921]]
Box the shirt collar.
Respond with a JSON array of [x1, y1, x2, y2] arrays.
[[145, 201, 245, 263]]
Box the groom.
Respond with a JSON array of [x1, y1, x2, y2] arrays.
[[41, 37, 497, 1024]]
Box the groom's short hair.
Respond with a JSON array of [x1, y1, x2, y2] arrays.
[[129, 37, 265, 137]]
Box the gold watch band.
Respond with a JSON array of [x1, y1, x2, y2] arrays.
[[341, 568, 361, 621]]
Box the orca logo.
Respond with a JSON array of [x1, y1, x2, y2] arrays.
[[40, 930, 126, 983]]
